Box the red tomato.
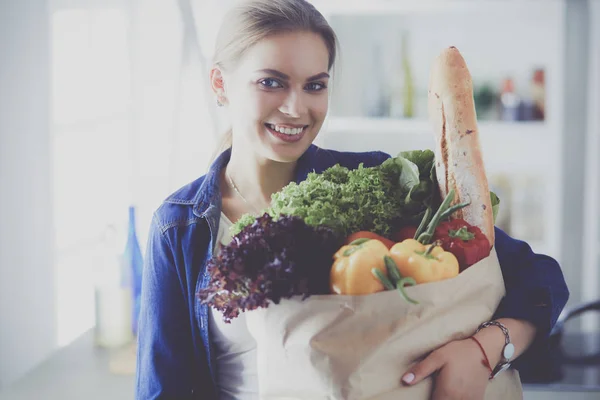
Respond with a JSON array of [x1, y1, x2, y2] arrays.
[[345, 231, 395, 249]]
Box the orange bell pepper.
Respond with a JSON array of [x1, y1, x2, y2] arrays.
[[330, 239, 390, 295], [389, 239, 459, 284]]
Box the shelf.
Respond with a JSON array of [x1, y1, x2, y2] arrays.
[[312, 0, 455, 16], [318, 117, 556, 175], [324, 117, 430, 135], [312, 0, 549, 17], [323, 117, 550, 136], [312, 0, 492, 16]]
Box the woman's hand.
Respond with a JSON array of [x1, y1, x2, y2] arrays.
[[401, 338, 491, 400], [401, 318, 537, 400]]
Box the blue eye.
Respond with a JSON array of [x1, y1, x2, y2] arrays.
[[305, 82, 327, 92], [259, 78, 283, 89]]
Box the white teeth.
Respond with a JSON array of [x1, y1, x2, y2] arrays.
[[267, 124, 305, 135]]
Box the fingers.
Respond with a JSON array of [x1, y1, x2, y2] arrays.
[[402, 351, 445, 386]]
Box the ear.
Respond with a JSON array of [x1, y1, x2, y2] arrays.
[[210, 67, 227, 105]]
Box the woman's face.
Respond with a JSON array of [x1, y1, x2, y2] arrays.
[[218, 31, 331, 163]]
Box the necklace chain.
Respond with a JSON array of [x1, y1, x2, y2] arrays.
[[226, 171, 262, 213]]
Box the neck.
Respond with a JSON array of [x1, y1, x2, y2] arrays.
[[225, 147, 297, 211]]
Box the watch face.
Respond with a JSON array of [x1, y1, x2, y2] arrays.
[[503, 343, 515, 359]]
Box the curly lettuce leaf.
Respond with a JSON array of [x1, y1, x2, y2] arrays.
[[200, 214, 343, 323], [231, 153, 437, 238], [230, 213, 257, 236]]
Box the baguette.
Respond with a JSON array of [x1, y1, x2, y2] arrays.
[[427, 47, 494, 246]]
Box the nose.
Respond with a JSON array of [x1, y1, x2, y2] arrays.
[[279, 89, 307, 118]]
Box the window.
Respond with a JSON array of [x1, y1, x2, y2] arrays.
[[51, 1, 219, 346], [52, 7, 132, 346]]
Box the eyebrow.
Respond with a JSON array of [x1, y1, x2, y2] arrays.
[[257, 69, 330, 82]]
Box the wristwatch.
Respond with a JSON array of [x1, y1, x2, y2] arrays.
[[476, 321, 515, 379]]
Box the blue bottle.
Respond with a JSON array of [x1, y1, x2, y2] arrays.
[[124, 205, 144, 336]]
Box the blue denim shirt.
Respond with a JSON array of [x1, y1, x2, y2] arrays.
[[136, 145, 569, 400]]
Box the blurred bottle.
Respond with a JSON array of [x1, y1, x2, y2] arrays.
[[473, 83, 496, 120], [389, 32, 414, 119], [401, 33, 414, 118], [124, 205, 144, 337], [510, 175, 544, 242], [488, 174, 512, 234], [363, 44, 388, 117], [499, 77, 520, 121], [94, 225, 133, 348], [531, 68, 545, 120]]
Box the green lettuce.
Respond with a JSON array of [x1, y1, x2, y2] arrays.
[[231, 152, 436, 238], [230, 149, 501, 241], [396, 156, 420, 192], [399, 150, 435, 180]]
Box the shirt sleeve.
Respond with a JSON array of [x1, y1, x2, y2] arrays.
[[135, 213, 201, 400], [492, 227, 570, 373]]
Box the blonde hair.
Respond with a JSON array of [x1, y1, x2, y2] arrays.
[[210, 0, 338, 161]]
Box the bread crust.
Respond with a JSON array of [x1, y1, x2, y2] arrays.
[[428, 47, 494, 246]]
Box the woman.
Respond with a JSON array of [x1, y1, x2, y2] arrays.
[[135, 1, 569, 399]]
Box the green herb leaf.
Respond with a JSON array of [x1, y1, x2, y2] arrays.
[[399, 150, 435, 178], [396, 156, 420, 192], [490, 191, 500, 224]]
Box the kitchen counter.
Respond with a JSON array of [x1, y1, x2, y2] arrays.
[[0, 330, 135, 400], [0, 330, 598, 400], [521, 332, 600, 399]]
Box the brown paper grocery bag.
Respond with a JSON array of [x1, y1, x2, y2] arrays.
[[245, 248, 523, 400]]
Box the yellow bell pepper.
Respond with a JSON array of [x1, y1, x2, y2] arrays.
[[389, 239, 459, 284], [330, 239, 390, 295]]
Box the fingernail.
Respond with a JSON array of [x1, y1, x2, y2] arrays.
[[402, 373, 415, 384]]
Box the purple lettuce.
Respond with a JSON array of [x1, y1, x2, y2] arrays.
[[197, 213, 343, 323]]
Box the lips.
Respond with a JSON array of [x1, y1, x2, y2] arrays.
[[264, 123, 308, 143]]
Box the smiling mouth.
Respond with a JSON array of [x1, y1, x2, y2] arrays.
[[264, 123, 309, 136]]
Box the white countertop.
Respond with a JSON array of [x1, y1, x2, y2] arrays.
[[0, 330, 134, 400], [1, 329, 598, 400]]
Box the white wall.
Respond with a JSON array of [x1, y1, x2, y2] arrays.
[[0, 0, 56, 390]]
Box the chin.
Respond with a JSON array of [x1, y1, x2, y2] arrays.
[[265, 141, 312, 163]]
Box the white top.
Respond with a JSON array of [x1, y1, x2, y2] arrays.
[[208, 213, 259, 400]]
